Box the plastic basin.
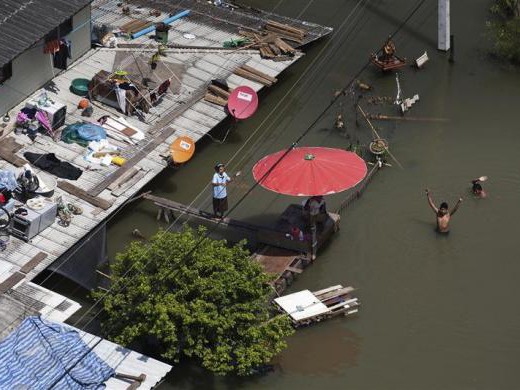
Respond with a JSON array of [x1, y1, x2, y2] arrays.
[[70, 78, 90, 96]]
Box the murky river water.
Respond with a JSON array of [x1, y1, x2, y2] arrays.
[[46, 0, 520, 388]]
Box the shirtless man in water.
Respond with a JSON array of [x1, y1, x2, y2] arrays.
[[426, 189, 463, 233]]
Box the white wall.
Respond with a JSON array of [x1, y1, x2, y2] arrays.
[[70, 5, 92, 62], [0, 5, 92, 116]]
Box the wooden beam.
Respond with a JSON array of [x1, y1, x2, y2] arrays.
[[286, 266, 303, 274], [0, 272, 25, 294], [20, 252, 48, 274], [0, 137, 28, 167], [57, 181, 112, 210]]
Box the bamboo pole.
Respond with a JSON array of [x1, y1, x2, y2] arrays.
[[367, 114, 449, 122], [357, 105, 404, 169]]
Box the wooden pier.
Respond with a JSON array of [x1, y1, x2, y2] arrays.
[[144, 194, 340, 293]]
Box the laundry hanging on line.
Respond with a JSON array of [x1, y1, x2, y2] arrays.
[[47, 39, 72, 70]]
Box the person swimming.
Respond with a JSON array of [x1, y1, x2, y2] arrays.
[[426, 189, 463, 233], [471, 176, 488, 198]]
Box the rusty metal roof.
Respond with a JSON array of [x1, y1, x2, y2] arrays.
[[0, 0, 92, 68]]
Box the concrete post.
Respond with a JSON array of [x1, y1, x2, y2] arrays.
[[438, 0, 450, 51], [310, 223, 317, 261]]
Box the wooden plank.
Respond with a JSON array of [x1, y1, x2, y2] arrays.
[[57, 181, 112, 210], [265, 20, 307, 36], [254, 247, 299, 276], [286, 266, 303, 274], [20, 252, 48, 274], [111, 169, 148, 197], [0, 272, 25, 294], [313, 285, 343, 296], [0, 137, 28, 167], [240, 64, 278, 83], [107, 167, 139, 191], [317, 286, 355, 302], [233, 67, 273, 86], [204, 93, 227, 107]]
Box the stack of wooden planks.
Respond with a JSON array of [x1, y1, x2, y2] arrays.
[[237, 19, 307, 60], [204, 65, 278, 106], [120, 19, 153, 35], [233, 65, 278, 86], [264, 20, 307, 44], [204, 83, 232, 107]]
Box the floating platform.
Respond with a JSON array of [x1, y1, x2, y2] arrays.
[[274, 284, 360, 327]]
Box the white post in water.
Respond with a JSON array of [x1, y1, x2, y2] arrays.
[[438, 0, 450, 51]]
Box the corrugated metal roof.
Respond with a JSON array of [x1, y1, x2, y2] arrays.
[[75, 327, 173, 390], [0, 0, 93, 68], [0, 316, 172, 389]]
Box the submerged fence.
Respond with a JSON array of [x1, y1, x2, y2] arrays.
[[334, 162, 381, 215]]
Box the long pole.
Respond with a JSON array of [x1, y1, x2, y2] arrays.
[[357, 105, 404, 169]]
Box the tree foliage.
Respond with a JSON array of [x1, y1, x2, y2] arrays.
[[488, 0, 520, 63], [93, 227, 294, 376]]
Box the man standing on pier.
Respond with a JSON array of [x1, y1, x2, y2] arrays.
[[212, 163, 232, 219], [425, 189, 463, 234]]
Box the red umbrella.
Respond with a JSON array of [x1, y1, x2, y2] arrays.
[[227, 86, 258, 119], [252, 147, 367, 196]]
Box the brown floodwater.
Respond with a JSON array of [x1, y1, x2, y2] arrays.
[[79, 0, 520, 388]]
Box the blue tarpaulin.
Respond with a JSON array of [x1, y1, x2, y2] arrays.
[[0, 316, 115, 389]]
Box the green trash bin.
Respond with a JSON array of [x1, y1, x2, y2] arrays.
[[155, 23, 170, 45]]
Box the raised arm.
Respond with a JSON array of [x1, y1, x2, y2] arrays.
[[450, 197, 463, 216], [425, 189, 438, 214]]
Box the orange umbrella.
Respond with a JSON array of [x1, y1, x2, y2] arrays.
[[170, 136, 195, 163]]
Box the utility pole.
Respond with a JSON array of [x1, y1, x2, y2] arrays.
[[438, 0, 450, 51]]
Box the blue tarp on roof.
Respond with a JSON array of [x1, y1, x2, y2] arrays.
[[0, 316, 115, 389]]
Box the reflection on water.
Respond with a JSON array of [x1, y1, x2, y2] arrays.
[[275, 322, 362, 375]]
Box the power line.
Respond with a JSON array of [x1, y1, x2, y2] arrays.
[[32, 0, 428, 386], [61, 0, 431, 380]]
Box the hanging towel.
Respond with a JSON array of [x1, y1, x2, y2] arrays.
[[114, 87, 127, 114], [44, 40, 60, 54]]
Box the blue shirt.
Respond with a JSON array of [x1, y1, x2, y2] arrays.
[[212, 172, 230, 199]]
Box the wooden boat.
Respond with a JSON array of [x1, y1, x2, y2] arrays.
[[370, 38, 406, 71], [273, 284, 360, 327]]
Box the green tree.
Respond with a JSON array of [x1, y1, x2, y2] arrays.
[[488, 0, 520, 63], [93, 227, 294, 376]]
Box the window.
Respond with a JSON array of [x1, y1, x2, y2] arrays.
[[0, 62, 13, 84]]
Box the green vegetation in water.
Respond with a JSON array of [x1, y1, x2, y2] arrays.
[[487, 0, 520, 63], [93, 226, 294, 376]]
